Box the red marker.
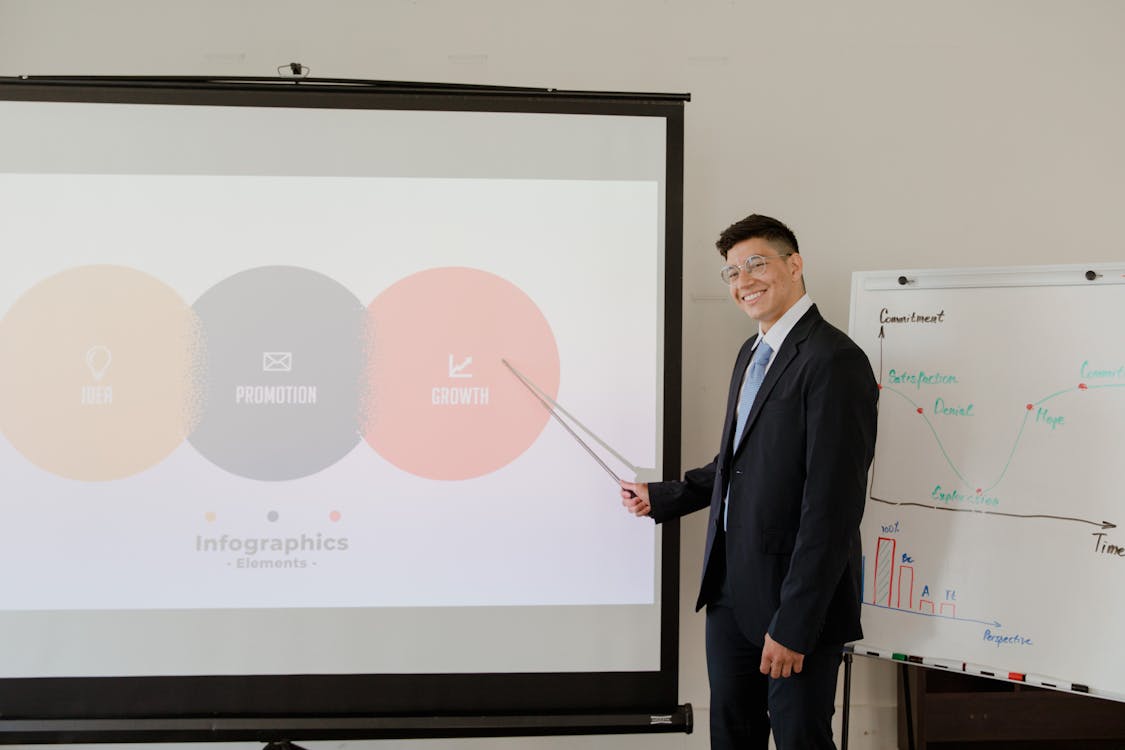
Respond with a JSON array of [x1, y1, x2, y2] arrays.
[[1008, 672, 1025, 682], [917, 407, 924, 414], [1078, 383, 1088, 390], [1026, 403, 1034, 410]]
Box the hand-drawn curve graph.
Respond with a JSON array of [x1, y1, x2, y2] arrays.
[[849, 264, 1125, 702]]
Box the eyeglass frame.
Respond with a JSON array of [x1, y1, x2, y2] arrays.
[[719, 252, 795, 284]]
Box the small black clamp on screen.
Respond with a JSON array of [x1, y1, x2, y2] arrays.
[[897, 275, 912, 286], [277, 62, 310, 79], [1085, 270, 1101, 281]]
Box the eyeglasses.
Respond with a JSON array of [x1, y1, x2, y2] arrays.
[[719, 253, 794, 284]]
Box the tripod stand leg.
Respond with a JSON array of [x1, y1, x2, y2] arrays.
[[841, 650, 853, 750]]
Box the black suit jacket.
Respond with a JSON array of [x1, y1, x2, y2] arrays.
[[649, 304, 878, 654]]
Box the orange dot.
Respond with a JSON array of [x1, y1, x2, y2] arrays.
[[329, 510, 342, 522], [205, 512, 217, 522]]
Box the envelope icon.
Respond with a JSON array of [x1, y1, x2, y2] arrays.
[[262, 352, 292, 372]]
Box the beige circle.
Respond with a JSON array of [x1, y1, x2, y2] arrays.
[[0, 266, 199, 480]]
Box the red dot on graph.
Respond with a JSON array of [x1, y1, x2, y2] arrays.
[[1078, 383, 1088, 390], [329, 510, 341, 522], [1026, 404, 1033, 410], [976, 489, 982, 494], [916, 407, 923, 414]]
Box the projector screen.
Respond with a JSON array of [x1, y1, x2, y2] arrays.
[[0, 78, 685, 739]]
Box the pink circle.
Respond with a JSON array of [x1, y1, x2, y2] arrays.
[[329, 510, 342, 522], [362, 268, 560, 480]]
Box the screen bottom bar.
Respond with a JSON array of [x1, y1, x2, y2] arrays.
[[0, 706, 693, 744]]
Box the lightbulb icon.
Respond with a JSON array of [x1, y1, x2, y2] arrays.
[[85, 345, 113, 381]]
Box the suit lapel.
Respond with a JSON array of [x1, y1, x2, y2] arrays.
[[721, 336, 758, 459], [733, 305, 821, 456]]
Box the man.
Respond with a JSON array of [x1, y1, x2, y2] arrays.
[[621, 214, 878, 749]]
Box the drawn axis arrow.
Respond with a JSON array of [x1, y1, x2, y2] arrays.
[[869, 493, 1116, 530], [862, 600, 1001, 628]]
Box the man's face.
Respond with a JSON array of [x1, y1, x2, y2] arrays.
[[724, 237, 804, 332]]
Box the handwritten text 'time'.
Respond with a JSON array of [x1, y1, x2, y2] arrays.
[[1092, 532, 1125, 560]]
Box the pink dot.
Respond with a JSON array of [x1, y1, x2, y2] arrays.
[[329, 510, 342, 522], [1078, 383, 1088, 391], [976, 489, 982, 494], [916, 407, 923, 414], [1026, 404, 1033, 410]]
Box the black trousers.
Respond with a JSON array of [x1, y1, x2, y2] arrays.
[[704, 532, 843, 749]]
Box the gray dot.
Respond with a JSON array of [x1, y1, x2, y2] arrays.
[[267, 511, 279, 522]]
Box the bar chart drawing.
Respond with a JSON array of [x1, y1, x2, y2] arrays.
[[866, 533, 983, 626], [898, 564, 914, 610], [873, 537, 895, 607]]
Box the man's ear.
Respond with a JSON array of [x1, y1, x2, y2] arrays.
[[788, 251, 804, 281]]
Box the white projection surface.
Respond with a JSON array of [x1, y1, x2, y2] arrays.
[[850, 265, 1125, 702], [0, 100, 668, 678]]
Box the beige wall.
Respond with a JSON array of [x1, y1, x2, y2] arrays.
[[3, 2, 1123, 748]]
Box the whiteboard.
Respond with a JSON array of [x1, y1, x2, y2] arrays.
[[849, 263, 1125, 701]]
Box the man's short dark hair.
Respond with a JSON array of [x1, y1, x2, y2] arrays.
[[716, 214, 799, 259]]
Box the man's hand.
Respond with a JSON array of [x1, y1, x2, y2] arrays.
[[760, 633, 804, 679], [620, 480, 651, 517]]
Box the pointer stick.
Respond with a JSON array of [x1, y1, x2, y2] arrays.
[[504, 358, 641, 475], [501, 358, 636, 498]]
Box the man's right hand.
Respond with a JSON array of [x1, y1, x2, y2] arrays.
[[620, 480, 651, 517]]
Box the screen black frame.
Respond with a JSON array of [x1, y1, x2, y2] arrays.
[[0, 76, 688, 742]]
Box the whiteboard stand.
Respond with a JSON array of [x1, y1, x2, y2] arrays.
[[840, 650, 852, 750], [841, 652, 917, 750], [900, 663, 916, 750]]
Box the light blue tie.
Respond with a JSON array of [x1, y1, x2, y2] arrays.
[[724, 341, 773, 530]]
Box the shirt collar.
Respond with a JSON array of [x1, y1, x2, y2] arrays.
[[756, 294, 813, 355]]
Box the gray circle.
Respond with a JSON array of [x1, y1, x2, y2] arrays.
[[267, 511, 279, 522], [188, 266, 365, 480]]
